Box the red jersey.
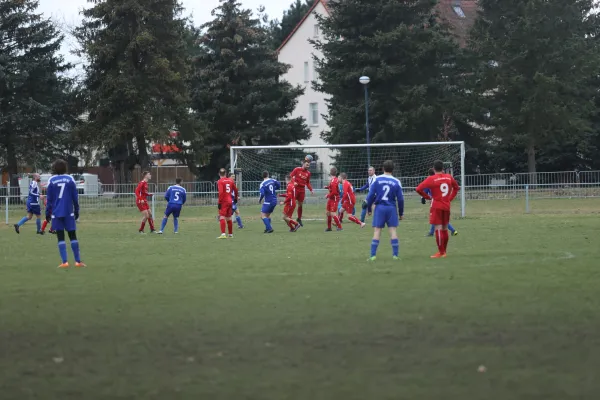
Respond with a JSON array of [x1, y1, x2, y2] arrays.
[[342, 180, 356, 205], [279, 182, 296, 208], [217, 177, 237, 205], [135, 180, 149, 201], [415, 173, 460, 211], [325, 176, 340, 202], [290, 167, 313, 191]]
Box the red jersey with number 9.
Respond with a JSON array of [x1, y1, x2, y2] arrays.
[[415, 173, 459, 211], [217, 177, 238, 205]]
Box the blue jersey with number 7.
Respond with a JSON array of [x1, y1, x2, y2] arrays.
[[47, 175, 79, 218], [165, 185, 187, 205], [366, 174, 404, 216]]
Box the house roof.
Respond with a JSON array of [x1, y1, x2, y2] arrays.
[[276, 0, 330, 53], [277, 0, 478, 53], [437, 0, 478, 46]]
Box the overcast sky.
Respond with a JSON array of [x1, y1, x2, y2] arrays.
[[37, 0, 291, 70]]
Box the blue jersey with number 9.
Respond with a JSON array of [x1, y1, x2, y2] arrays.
[[259, 178, 281, 204]]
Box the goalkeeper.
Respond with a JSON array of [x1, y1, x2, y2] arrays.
[[355, 166, 376, 222]]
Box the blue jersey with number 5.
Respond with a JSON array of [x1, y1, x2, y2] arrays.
[[259, 178, 281, 204], [366, 175, 404, 216], [47, 175, 79, 218], [165, 185, 186, 205]]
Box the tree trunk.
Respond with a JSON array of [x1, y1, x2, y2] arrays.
[[527, 138, 537, 185], [136, 133, 149, 172]]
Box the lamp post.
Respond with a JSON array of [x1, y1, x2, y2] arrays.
[[359, 76, 370, 168]]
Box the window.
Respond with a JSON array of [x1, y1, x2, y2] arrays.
[[313, 64, 319, 82], [452, 5, 466, 18], [304, 61, 309, 83], [309, 103, 319, 125], [314, 24, 320, 37]]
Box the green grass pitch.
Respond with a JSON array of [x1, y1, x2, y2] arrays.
[[1, 199, 600, 399]]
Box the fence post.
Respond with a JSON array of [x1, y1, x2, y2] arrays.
[[151, 193, 155, 221], [525, 185, 530, 213], [5, 196, 8, 225]]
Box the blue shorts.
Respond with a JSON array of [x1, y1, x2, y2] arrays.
[[261, 203, 276, 215], [165, 204, 182, 218], [372, 205, 399, 228], [27, 203, 41, 215], [52, 216, 76, 231]]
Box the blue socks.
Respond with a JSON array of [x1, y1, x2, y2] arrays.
[[173, 218, 179, 232], [391, 238, 399, 257], [58, 241, 68, 263], [262, 217, 272, 231], [161, 217, 168, 232], [236, 215, 243, 228], [360, 208, 367, 222], [71, 240, 81, 262], [36, 218, 41, 232], [429, 224, 435, 235], [371, 239, 380, 257], [17, 216, 28, 227]]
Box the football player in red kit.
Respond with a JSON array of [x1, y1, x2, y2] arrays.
[[324, 167, 342, 231], [279, 175, 300, 232], [339, 172, 365, 228], [415, 160, 460, 258], [217, 168, 238, 239], [289, 160, 313, 226], [135, 171, 155, 233]]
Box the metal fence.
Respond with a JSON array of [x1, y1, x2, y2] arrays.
[[2, 171, 600, 223]]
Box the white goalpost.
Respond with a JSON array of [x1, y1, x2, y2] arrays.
[[230, 141, 466, 218]]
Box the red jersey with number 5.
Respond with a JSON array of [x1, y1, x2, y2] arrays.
[[415, 173, 459, 211], [218, 177, 237, 205]]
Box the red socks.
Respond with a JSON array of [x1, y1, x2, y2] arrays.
[[349, 216, 361, 225], [332, 216, 342, 229], [148, 218, 155, 231], [41, 220, 48, 232], [327, 216, 332, 229], [219, 219, 226, 234], [435, 229, 449, 254], [297, 205, 303, 220], [140, 220, 146, 231], [227, 220, 233, 234]]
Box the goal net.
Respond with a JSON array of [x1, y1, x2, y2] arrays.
[[230, 142, 465, 219]]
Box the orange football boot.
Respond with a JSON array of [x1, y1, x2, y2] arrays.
[[430, 252, 447, 259], [75, 262, 87, 268], [58, 263, 69, 268]]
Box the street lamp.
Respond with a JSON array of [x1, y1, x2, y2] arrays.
[[359, 76, 370, 168]]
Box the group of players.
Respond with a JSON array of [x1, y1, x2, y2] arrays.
[[12, 155, 459, 265]]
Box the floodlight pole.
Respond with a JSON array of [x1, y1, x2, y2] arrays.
[[360, 76, 371, 168]]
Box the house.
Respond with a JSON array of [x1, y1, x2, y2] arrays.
[[276, 0, 478, 170]]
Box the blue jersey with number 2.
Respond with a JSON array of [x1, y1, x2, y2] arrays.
[[366, 175, 404, 228]]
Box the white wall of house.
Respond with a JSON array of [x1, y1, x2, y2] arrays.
[[278, 1, 334, 170]]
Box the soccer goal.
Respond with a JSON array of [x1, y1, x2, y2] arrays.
[[230, 142, 466, 217]]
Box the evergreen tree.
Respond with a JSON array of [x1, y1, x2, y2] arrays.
[[0, 0, 72, 194], [76, 0, 191, 183], [269, 0, 314, 49], [313, 0, 458, 148], [468, 0, 599, 176], [190, 0, 309, 180]]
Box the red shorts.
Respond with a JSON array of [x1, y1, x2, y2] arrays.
[[283, 205, 295, 218], [219, 203, 233, 217], [326, 199, 337, 213], [342, 202, 354, 214], [137, 200, 149, 212], [429, 208, 450, 225], [295, 188, 306, 203]]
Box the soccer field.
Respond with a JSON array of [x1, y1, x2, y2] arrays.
[[1, 199, 599, 399]]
